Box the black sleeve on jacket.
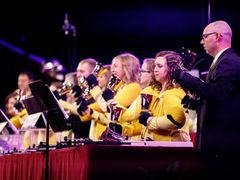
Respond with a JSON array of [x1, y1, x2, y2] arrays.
[[177, 51, 240, 102]]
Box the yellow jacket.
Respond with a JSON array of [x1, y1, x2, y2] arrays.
[[117, 86, 159, 139], [85, 82, 142, 139], [10, 109, 28, 129], [120, 86, 160, 122], [142, 87, 189, 141], [59, 95, 106, 141], [82, 101, 107, 141]]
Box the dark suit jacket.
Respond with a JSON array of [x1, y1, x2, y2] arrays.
[[177, 48, 240, 160]]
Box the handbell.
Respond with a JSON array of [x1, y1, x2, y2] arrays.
[[100, 122, 123, 142], [78, 77, 90, 99], [107, 74, 121, 91], [109, 105, 123, 122], [93, 62, 103, 75], [141, 93, 153, 110], [57, 72, 78, 96], [76, 62, 104, 99], [58, 82, 74, 96], [93, 62, 110, 77], [78, 76, 88, 89]]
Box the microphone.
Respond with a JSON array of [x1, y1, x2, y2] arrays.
[[62, 13, 70, 35], [62, 13, 77, 37]]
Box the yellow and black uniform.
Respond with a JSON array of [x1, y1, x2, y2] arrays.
[[120, 86, 160, 121], [59, 97, 102, 139], [10, 108, 28, 129], [142, 87, 189, 141], [119, 86, 160, 139], [83, 81, 142, 140], [79, 100, 107, 141]]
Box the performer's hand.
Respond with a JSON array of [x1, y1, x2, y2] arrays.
[[102, 88, 114, 101], [77, 97, 88, 114], [170, 68, 183, 79], [14, 102, 24, 112], [52, 90, 62, 100], [181, 95, 191, 108], [139, 111, 151, 126], [181, 94, 200, 110], [86, 74, 98, 89], [72, 85, 82, 98], [170, 66, 188, 83]]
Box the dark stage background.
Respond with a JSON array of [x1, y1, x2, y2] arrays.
[[0, 0, 239, 109]]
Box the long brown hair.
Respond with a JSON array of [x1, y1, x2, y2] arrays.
[[150, 50, 183, 91]]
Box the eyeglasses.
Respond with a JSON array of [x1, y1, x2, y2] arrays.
[[202, 32, 217, 40], [140, 70, 151, 73]]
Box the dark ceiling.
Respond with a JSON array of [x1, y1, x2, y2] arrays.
[[0, 0, 239, 108]]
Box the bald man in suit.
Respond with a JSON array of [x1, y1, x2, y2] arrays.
[[172, 20, 240, 178]]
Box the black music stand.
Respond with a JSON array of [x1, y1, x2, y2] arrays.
[[28, 80, 70, 180]]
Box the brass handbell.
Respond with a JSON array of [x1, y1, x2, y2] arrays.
[[58, 82, 74, 96], [109, 105, 123, 122], [93, 62, 103, 75], [101, 104, 123, 141], [78, 76, 89, 98], [107, 74, 122, 91], [57, 72, 78, 96], [79, 62, 106, 98]]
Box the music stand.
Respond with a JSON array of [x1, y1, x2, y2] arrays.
[[0, 109, 19, 135], [22, 96, 42, 115], [28, 80, 70, 180], [21, 96, 46, 129]]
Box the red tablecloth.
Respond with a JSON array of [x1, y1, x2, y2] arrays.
[[0, 144, 204, 180], [0, 147, 89, 180]]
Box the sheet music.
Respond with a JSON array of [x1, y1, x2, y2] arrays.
[[0, 109, 19, 134], [21, 112, 45, 130], [49, 89, 69, 120], [0, 121, 8, 133]]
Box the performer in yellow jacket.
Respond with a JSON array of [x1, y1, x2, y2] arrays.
[[5, 91, 28, 129], [81, 64, 112, 141], [77, 52, 142, 140], [110, 58, 156, 139], [58, 58, 106, 140], [121, 51, 191, 141]]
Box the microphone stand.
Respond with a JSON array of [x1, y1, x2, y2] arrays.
[[62, 13, 77, 72], [28, 80, 70, 180], [43, 108, 59, 180], [43, 111, 49, 180]]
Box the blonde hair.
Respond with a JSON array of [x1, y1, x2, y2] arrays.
[[142, 58, 155, 72], [97, 64, 111, 77], [112, 52, 140, 84]]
